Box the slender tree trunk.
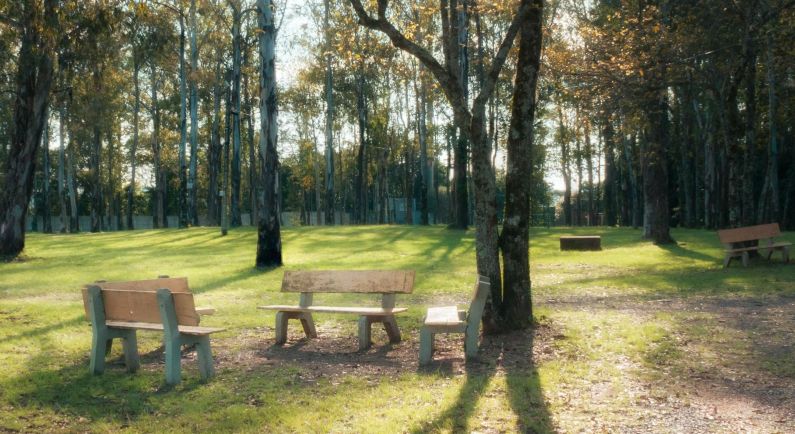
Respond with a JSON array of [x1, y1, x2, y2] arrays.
[[244, 46, 258, 226], [222, 72, 232, 235], [761, 33, 780, 223], [41, 112, 52, 233], [230, 2, 243, 227], [150, 64, 165, 229], [323, 0, 335, 226], [355, 67, 368, 224], [416, 68, 429, 226], [128, 62, 140, 230], [67, 134, 79, 232], [90, 65, 103, 233], [256, 0, 282, 267], [207, 57, 223, 226], [188, 0, 199, 226], [178, 13, 188, 228], [57, 106, 68, 232]]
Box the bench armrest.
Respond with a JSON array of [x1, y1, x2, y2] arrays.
[[195, 307, 216, 316]]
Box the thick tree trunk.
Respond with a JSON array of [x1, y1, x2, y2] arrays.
[[256, 0, 282, 267], [0, 0, 57, 257], [642, 91, 674, 244], [244, 46, 258, 226], [498, 0, 542, 330]]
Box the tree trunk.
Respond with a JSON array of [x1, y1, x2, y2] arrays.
[[57, 106, 68, 232], [188, 0, 199, 226], [41, 112, 52, 233], [178, 13, 189, 228], [244, 45, 258, 226], [323, 0, 335, 226], [230, 2, 243, 227], [207, 57, 223, 226], [498, 0, 542, 330], [256, 0, 283, 267], [642, 90, 674, 244], [354, 68, 368, 224], [150, 64, 165, 229], [0, 0, 58, 257], [128, 61, 140, 230]]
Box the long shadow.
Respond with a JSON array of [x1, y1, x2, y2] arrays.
[[0, 315, 85, 343], [414, 328, 554, 433]]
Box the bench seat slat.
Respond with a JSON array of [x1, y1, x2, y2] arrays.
[[424, 306, 465, 326], [105, 320, 224, 335], [257, 305, 407, 315], [725, 241, 792, 253]]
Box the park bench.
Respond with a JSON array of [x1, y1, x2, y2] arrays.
[[258, 270, 415, 351], [560, 235, 601, 251], [81, 277, 224, 385], [717, 223, 791, 268], [419, 275, 490, 365]]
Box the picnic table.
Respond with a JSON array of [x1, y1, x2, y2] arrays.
[[259, 270, 415, 350]]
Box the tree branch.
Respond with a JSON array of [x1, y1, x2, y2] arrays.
[[347, 0, 466, 113], [472, 1, 531, 112]]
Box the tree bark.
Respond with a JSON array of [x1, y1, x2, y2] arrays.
[[178, 12, 188, 228], [256, 0, 282, 267], [230, 1, 243, 227], [188, 0, 199, 226], [41, 111, 52, 233], [127, 61, 140, 230], [0, 0, 57, 256], [323, 0, 335, 226], [499, 0, 542, 330], [642, 90, 674, 244]]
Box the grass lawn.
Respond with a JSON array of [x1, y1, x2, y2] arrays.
[[1, 225, 794, 433]]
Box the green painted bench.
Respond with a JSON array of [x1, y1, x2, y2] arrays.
[[82, 277, 224, 385], [419, 275, 490, 365], [258, 270, 415, 351]]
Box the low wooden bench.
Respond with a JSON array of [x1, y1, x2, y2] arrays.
[[81, 277, 224, 384], [717, 223, 791, 268], [258, 270, 415, 351], [419, 276, 490, 365]]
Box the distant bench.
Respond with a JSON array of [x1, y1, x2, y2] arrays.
[[258, 270, 415, 350], [717, 223, 791, 267], [81, 277, 223, 384], [560, 235, 601, 251]]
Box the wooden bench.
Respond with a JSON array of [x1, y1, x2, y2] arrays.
[[560, 235, 601, 251], [258, 270, 415, 351], [419, 276, 490, 365], [82, 277, 224, 385], [717, 223, 791, 268]]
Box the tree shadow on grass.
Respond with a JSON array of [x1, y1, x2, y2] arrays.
[[415, 328, 554, 433]]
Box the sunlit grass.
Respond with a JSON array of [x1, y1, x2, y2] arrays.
[[1, 225, 793, 432]]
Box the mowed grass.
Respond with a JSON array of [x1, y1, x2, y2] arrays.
[[1, 225, 794, 433]]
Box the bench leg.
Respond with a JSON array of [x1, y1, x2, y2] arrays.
[[164, 337, 182, 385], [274, 311, 289, 345], [382, 315, 401, 344], [741, 251, 750, 267], [783, 246, 790, 264], [419, 327, 434, 365], [90, 333, 109, 375], [299, 312, 317, 339], [195, 335, 215, 381], [723, 254, 732, 268], [121, 330, 140, 373], [464, 330, 480, 360], [358, 316, 372, 351]]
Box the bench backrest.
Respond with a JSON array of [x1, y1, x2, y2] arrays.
[[82, 277, 200, 326], [281, 270, 415, 293], [718, 223, 782, 244], [466, 275, 491, 334]]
